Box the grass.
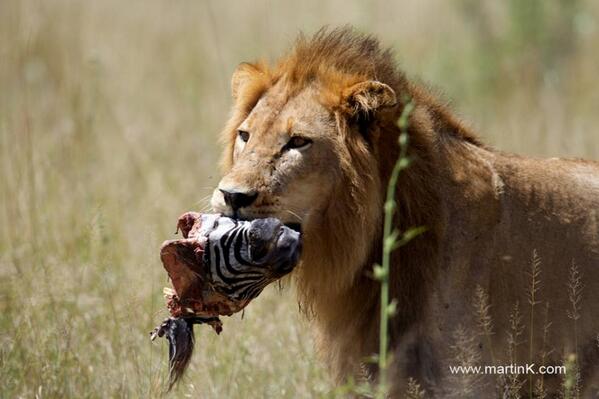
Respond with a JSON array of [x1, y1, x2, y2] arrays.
[[1, 0, 599, 398]]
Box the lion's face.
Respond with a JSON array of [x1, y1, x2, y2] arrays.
[[211, 60, 396, 234], [211, 81, 340, 227]]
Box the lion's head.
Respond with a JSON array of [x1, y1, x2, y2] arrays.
[[211, 29, 411, 301]]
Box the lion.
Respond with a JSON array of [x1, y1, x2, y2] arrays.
[[211, 27, 599, 397]]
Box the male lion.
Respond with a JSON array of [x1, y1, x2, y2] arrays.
[[211, 28, 599, 397]]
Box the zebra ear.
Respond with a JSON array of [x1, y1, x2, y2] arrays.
[[341, 81, 397, 117]]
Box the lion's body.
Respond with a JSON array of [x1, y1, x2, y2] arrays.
[[212, 28, 599, 397], [390, 142, 599, 396]]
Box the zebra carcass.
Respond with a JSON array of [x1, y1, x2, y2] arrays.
[[150, 212, 302, 389]]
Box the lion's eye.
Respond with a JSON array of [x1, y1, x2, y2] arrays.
[[238, 130, 250, 143], [286, 136, 312, 150]]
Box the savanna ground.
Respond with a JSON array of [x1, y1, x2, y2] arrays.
[[1, 1, 598, 398]]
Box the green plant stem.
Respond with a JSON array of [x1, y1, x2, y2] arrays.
[[377, 102, 413, 398]]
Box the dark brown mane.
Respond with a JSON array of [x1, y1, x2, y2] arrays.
[[275, 28, 484, 378]]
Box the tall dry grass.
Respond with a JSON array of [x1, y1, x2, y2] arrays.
[[1, 0, 598, 397]]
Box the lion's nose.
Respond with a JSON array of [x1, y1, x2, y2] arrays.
[[219, 189, 258, 212]]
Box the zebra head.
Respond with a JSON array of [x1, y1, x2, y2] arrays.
[[200, 215, 302, 301]]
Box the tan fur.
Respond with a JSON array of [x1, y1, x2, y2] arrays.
[[212, 28, 599, 397]]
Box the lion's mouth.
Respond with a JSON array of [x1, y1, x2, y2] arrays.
[[227, 208, 303, 233], [284, 222, 302, 233]]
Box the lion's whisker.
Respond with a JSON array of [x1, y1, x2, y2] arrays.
[[194, 195, 213, 206], [283, 209, 303, 222]]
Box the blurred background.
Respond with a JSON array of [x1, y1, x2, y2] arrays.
[[1, 0, 598, 397]]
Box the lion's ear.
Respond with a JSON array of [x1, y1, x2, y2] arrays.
[[341, 81, 397, 117], [231, 62, 264, 100]]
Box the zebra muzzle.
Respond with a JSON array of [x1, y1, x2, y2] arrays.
[[247, 218, 302, 273]]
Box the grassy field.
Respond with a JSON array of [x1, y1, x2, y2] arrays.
[[1, 1, 598, 397]]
